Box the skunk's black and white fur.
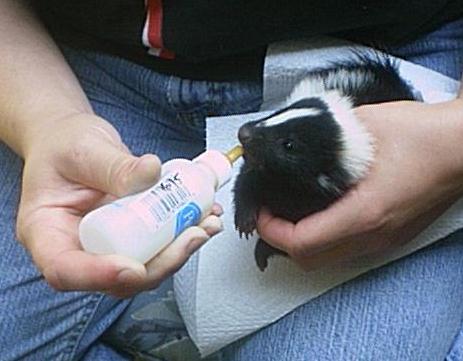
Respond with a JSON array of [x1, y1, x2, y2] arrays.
[[233, 52, 418, 271]]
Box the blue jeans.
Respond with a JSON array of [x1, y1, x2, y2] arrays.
[[0, 18, 462, 361]]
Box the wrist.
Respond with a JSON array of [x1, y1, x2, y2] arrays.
[[2, 106, 93, 159], [21, 111, 120, 161]]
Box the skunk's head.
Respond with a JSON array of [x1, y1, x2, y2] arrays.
[[238, 89, 374, 190]]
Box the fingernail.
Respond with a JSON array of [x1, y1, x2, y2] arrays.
[[204, 223, 223, 236], [201, 216, 223, 235], [211, 204, 224, 216]]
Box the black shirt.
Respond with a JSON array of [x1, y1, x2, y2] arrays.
[[34, 0, 463, 81]]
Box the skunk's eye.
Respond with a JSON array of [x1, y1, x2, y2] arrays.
[[282, 140, 294, 151]]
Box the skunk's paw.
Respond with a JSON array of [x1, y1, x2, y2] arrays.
[[254, 239, 288, 271], [234, 207, 258, 239]]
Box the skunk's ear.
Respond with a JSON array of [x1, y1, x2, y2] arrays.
[[320, 91, 375, 182]]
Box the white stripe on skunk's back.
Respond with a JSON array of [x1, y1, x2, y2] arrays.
[[321, 91, 375, 182], [288, 79, 375, 182]]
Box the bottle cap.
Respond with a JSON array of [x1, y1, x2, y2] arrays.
[[193, 150, 232, 189]]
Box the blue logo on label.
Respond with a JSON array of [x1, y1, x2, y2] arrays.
[[175, 202, 201, 237]]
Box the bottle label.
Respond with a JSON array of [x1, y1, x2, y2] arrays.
[[129, 171, 193, 232], [175, 202, 202, 237]]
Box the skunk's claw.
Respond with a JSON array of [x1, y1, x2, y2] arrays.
[[234, 209, 257, 239], [254, 239, 288, 271]]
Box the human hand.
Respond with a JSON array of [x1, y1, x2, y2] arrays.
[[256, 99, 463, 270], [16, 113, 222, 297]]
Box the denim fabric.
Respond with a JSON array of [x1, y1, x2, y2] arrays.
[[389, 17, 463, 81], [222, 231, 463, 361], [0, 17, 461, 361]]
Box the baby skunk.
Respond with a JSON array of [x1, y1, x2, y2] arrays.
[[233, 52, 418, 271]]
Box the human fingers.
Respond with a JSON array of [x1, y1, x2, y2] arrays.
[[257, 188, 373, 258], [211, 203, 224, 216], [293, 198, 455, 271], [27, 215, 220, 297], [198, 214, 223, 237], [17, 211, 146, 293], [142, 225, 213, 289], [107, 215, 223, 297]]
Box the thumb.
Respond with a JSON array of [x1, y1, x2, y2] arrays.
[[110, 153, 162, 197], [64, 131, 161, 197]]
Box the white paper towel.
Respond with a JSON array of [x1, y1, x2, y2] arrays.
[[174, 38, 462, 356]]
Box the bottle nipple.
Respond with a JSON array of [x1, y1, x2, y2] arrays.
[[225, 145, 244, 164]]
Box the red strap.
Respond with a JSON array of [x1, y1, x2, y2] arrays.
[[146, 0, 175, 59]]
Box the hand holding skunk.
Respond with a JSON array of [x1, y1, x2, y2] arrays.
[[255, 99, 463, 271], [233, 55, 463, 271]]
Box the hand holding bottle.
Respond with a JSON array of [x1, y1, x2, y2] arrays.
[[80, 144, 242, 264], [16, 113, 223, 298]]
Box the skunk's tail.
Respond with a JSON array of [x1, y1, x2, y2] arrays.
[[307, 49, 418, 106]]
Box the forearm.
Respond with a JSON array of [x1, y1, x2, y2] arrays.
[[0, 0, 93, 158], [424, 98, 463, 187]]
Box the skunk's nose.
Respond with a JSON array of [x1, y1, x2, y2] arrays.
[[238, 124, 252, 145]]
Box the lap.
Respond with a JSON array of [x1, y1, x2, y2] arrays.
[[222, 230, 463, 361], [0, 139, 130, 360]]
